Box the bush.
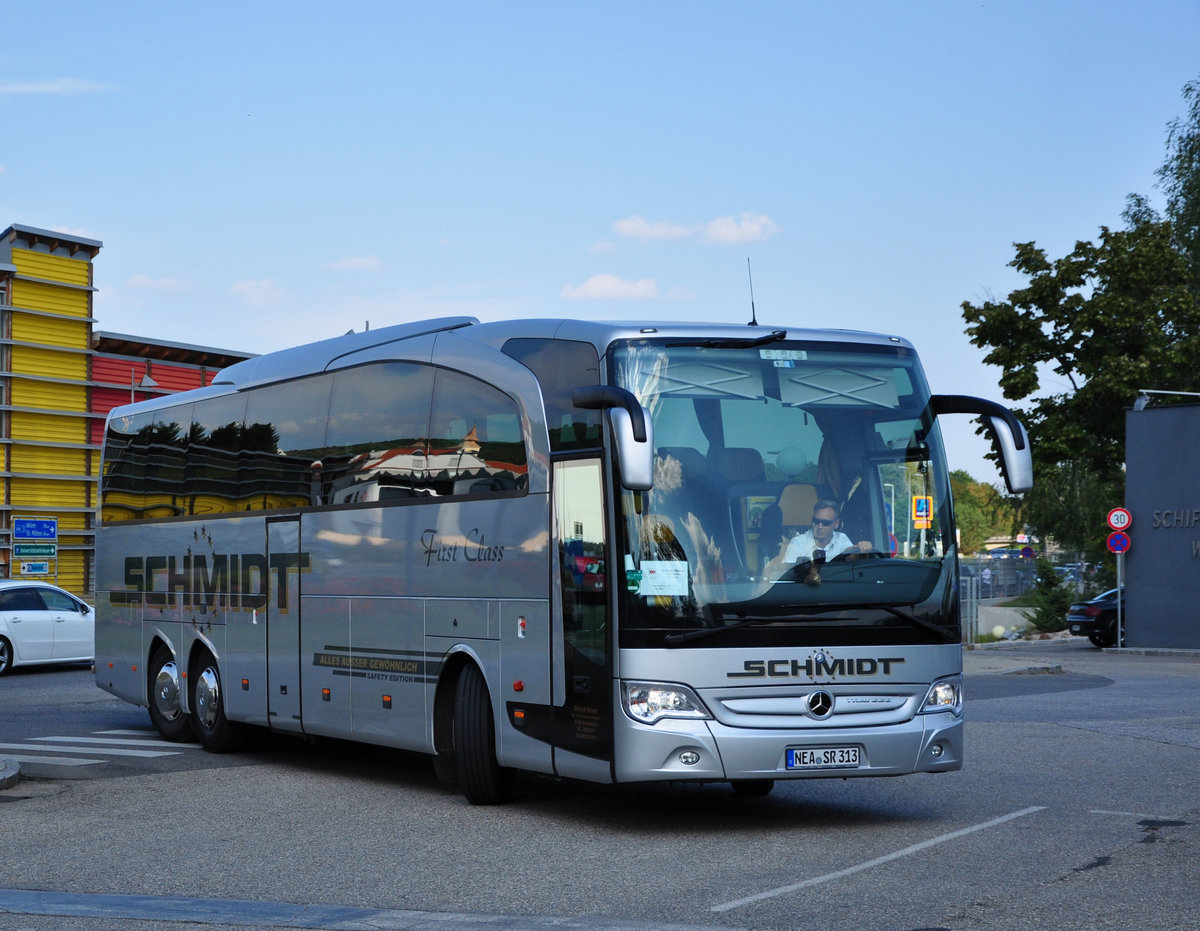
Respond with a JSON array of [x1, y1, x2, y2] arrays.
[[1021, 559, 1075, 633]]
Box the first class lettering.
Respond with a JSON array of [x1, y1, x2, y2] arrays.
[[421, 528, 504, 566], [114, 552, 311, 609]]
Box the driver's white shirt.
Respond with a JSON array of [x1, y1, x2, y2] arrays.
[[784, 529, 854, 562]]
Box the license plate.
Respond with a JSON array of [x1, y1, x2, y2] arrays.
[[786, 746, 860, 770]]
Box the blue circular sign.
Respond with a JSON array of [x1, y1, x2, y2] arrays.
[[1106, 530, 1131, 554]]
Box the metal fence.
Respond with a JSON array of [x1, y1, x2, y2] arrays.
[[959, 556, 1038, 645]]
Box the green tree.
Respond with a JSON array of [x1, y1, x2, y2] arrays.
[[1158, 77, 1200, 295], [961, 214, 1200, 552], [949, 469, 1020, 554], [962, 76, 1200, 556], [1022, 558, 1075, 634]]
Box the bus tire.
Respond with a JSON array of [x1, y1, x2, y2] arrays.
[[454, 664, 513, 805], [147, 644, 192, 742], [190, 651, 243, 753], [731, 779, 775, 797]]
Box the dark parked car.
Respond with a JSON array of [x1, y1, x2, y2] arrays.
[[1066, 587, 1125, 648]]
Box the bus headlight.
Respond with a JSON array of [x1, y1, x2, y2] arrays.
[[920, 675, 963, 716], [622, 681, 712, 725]]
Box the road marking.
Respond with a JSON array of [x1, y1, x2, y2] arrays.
[[710, 805, 1047, 912], [0, 754, 101, 767], [0, 742, 180, 758], [32, 735, 190, 749]]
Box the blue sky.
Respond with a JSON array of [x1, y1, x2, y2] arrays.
[[2, 1, 1197, 484]]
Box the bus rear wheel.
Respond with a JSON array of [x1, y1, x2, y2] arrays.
[[190, 652, 243, 752], [147, 644, 192, 742], [454, 664, 513, 805]]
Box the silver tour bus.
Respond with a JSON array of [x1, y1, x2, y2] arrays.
[[94, 317, 1031, 803]]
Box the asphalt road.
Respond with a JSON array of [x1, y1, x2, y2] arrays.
[[0, 639, 1196, 931]]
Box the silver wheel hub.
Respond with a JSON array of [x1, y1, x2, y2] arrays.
[[194, 666, 221, 730], [152, 661, 182, 721]]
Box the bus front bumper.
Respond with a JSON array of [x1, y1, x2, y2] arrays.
[[611, 710, 962, 783]]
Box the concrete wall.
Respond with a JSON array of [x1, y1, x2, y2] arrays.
[[1124, 404, 1200, 648]]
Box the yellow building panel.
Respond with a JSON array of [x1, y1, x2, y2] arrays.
[[12, 312, 90, 349], [56, 514, 92, 534], [11, 345, 88, 382], [11, 446, 88, 475], [10, 278, 90, 318], [11, 247, 92, 287], [10, 411, 88, 444], [12, 558, 86, 596], [10, 476, 89, 508], [11, 379, 87, 412]]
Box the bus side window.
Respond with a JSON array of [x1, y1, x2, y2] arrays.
[[324, 363, 436, 503], [502, 338, 602, 451], [242, 375, 334, 510], [101, 410, 156, 521], [188, 394, 248, 514], [428, 369, 528, 496]]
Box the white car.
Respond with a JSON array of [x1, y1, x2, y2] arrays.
[[0, 580, 93, 675]]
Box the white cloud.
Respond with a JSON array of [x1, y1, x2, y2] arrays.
[[700, 213, 782, 243], [127, 274, 189, 293], [231, 278, 290, 307], [562, 274, 658, 300], [323, 254, 382, 271], [613, 215, 695, 241], [0, 78, 112, 95], [614, 212, 781, 244]]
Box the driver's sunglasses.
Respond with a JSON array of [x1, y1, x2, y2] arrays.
[[812, 518, 836, 526]]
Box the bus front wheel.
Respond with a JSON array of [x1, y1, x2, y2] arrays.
[[454, 664, 514, 805], [190, 652, 243, 752], [147, 644, 192, 742]]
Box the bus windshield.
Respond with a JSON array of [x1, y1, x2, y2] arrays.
[[612, 338, 956, 648]]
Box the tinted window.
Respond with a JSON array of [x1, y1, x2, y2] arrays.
[[427, 369, 527, 494], [143, 404, 191, 519], [40, 590, 81, 613], [242, 375, 333, 509], [0, 588, 45, 611], [102, 406, 191, 520], [502, 338, 602, 451], [323, 363, 435, 504], [188, 393, 248, 513]]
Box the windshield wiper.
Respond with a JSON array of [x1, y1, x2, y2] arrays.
[[664, 619, 771, 647], [871, 605, 952, 641], [695, 329, 788, 349], [661, 604, 953, 647]]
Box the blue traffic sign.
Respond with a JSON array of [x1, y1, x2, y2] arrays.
[[13, 517, 58, 540], [1106, 530, 1131, 554]]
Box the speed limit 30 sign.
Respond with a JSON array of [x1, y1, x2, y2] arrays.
[[1107, 508, 1132, 531]]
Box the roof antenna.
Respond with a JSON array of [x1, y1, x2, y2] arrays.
[[746, 257, 758, 326]]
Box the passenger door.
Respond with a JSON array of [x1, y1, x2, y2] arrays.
[[550, 458, 613, 780], [42, 589, 92, 660], [266, 517, 305, 733], [0, 587, 53, 661]]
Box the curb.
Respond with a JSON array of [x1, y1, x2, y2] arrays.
[[0, 755, 21, 790]]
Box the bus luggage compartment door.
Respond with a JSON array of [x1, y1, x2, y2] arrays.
[[266, 517, 305, 733]]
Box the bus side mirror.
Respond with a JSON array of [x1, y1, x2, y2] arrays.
[[572, 386, 655, 491], [930, 394, 1033, 495]]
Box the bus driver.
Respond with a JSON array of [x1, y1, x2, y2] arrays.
[[784, 499, 873, 564]]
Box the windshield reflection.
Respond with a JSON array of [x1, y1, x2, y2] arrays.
[[612, 339, 956, 643]]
